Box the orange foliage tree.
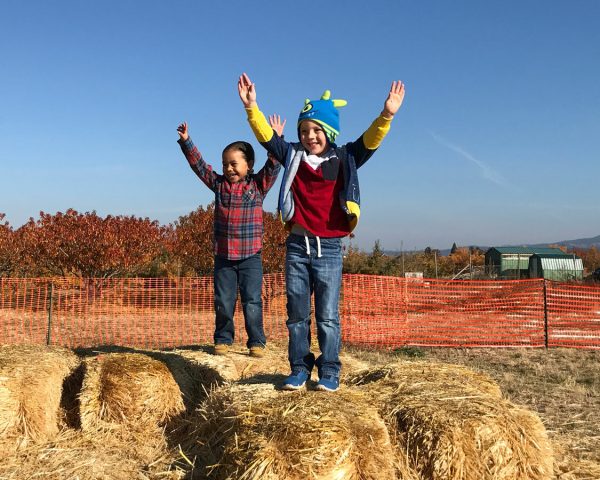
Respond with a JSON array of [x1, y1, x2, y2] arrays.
[[169, 204, 215, 276], [441, 246, 485, 276], [18, 209, 166, 278], [0, 214, 20, 277], [572, 246, 600, 273], [261, 211, 286, 273]]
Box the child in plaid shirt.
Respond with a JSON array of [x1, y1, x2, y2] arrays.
[[177, 116, 285, 357]]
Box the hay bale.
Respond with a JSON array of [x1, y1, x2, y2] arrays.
[[0, 344, 79, 446], [145, 351, 219, 410], [0, 424, 182, 480], [79, 352, 185, 431], [196, 383, 396, 480], [386, 389, 553, 480], [346, 360, 503, 398], [348, 361, 553, 480], [174, 349, 239, 382]]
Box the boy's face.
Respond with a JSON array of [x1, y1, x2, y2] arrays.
[[299, 120, 328, 156], [222, 149, 249, 183]]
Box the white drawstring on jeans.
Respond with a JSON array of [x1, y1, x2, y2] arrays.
[[302, 232, 323, 258]]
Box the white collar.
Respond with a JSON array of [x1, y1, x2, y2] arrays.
[[303, 148, 335, 171]]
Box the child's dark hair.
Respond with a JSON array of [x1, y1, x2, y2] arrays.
[[222, 141, 255, 172]]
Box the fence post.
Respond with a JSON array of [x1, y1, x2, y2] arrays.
[[46, 281, 54, 346], [543, 280, 549, 349]]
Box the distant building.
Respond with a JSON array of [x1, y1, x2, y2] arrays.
[[528, 253, 583, 281], [484, 247, 568, 279]]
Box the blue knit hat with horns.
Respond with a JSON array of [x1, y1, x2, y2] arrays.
[[297, 90, 347, 143]]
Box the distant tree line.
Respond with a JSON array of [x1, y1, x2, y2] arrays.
[[1, 210, 599, 279], [343, 239, 600, 279], [342, 239, 487, 278]]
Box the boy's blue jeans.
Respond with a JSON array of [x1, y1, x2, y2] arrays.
[[213, 252, 266, 348], [285, 234, 342, 379]]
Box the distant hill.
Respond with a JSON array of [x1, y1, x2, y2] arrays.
[[381, 234, 600, 256], [530, 234, 600, 250]]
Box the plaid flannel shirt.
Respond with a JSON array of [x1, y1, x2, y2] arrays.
[[178, 137, 280, 260]]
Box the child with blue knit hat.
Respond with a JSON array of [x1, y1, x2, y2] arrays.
[[238, 73, 405, 391]]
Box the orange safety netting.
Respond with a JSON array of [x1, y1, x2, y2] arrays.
[[341, 276, 548, 348], [0, 276, 599, 349], [545, 282, 600, 349]]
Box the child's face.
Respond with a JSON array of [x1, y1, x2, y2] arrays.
[[222, 149, 249, 183], [299, 120, 328, 156]]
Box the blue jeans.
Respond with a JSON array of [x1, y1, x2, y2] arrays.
[[213, 252, 266, 348], [285, 235, 342, 378]]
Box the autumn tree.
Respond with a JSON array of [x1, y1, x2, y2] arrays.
[[18, 209, 166, 278], [0, 214, 19, 277], [343, 244, 370, 273], [571, 246, 600, 274], [261, 211, 286, 273], [169, 204, 215, 276]]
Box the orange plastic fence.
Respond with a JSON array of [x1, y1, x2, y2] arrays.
[[342, 276, 548, 348], [546, 282, 600, 349], [0, 276, 599, 349]]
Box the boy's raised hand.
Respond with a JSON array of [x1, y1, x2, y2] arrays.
[[382, 80, 406, 118], [238, 73, 257, 108], [269, 114, 286, 137], [177, 122, 189, 141]]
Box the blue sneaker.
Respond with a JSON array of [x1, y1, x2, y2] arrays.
[[316, 374, 340, 392], [282, 369, 310, 390]]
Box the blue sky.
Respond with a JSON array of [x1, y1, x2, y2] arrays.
[[1, 1, 599, 251]]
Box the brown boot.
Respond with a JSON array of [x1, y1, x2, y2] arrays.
[[213, 344, 230, 356], [249, 346, 266, 358]]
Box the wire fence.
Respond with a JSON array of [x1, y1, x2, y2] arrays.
[[1, 276, 599, 349]]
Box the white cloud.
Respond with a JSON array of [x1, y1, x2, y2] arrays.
[[430, 132, 511, 188]]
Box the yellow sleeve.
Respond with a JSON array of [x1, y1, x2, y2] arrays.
[[362, 115, 393, 150], [245, 105, 274, 143]]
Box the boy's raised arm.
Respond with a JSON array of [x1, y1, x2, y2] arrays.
[[362, 80, 406, 151], [381, 80, 405, 119], [238, 73, 289, 162], [237, 73, 257, 109], [238, 72, 273, 142], [176, 122, 218, 191], [177, 122, 189, 141]]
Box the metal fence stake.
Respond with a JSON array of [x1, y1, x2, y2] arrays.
[[46, 281, 54, 345], [543, 280, 549, 349]]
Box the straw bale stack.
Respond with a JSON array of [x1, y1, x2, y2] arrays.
[[0, 344, 79, 446], [348, 361, 553, 480], [79, 352, 185, 431], [197, 383, 396, 480]]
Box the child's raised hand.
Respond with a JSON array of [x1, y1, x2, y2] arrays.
[[382, 80, 406, 118], [238, 73, 257, 108], [269, 114, 286, 137], [177, 122, 189, 141]]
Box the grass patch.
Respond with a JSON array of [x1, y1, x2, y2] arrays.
[[392, 346, 427, 358]]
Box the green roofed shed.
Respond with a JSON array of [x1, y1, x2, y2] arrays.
[[529, 253, 584, 281], [484, 247, 567, 278]]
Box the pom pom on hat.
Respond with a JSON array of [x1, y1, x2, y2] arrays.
[[297, 90, 347, 143]]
